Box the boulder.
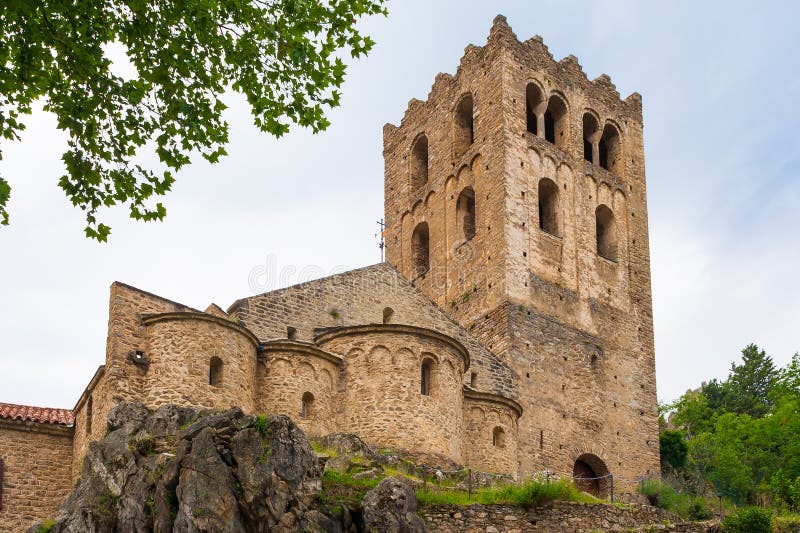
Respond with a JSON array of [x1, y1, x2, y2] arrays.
[[362, 477, 426, 533]]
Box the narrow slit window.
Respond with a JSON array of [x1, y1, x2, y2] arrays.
[[209, 356, 224, 387], [456, 187, 476, 241], [301, 392, 314, 419]]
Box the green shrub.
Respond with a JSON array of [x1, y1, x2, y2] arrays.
[[723, 507, 773, 533], [688, 498, 714, 521]]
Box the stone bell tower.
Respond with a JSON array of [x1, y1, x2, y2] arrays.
[[383, 16, 659, 492]]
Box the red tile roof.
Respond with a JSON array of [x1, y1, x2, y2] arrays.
[[0, 402, 74, 426]]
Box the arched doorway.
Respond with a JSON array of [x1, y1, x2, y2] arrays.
[[572, 453, 610, 498]]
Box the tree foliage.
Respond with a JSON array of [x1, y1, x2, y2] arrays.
[[664, 344, 800, 511], [660, 429, 689, 470], [0, 0, 387, 240]]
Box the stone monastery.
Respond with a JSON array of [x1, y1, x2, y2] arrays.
[[0, 16, 659, 531]]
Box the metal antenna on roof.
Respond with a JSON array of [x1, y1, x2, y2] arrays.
[[375, 219, 386, 262]]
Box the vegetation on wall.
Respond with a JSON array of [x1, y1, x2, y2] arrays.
[[657, 343, 800, 527]]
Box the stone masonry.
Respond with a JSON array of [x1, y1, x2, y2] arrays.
[[0, 16, 659, 531]]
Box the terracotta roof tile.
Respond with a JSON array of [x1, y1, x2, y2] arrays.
[[0, 402, 74, 426]]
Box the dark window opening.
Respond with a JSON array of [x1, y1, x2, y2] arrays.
[[411, 222, 430, 276], [544, 95, 568, 147], [538, 178, 560, 236], [544, 110, 555, 143], [410, 134, 429, 189], [470, 372, 478, 388], [382, 307, 394, 324], [301, 392, 314, 419], [456, 187, 476, 241], [209, 356, 224, 387], [595, 204, 618, 261], [287, 326, 297, 340], [526, 83, 543, 135], [454, 95, 474, 156], [492, 426, 506, 448], [421, 359, 435, 396], [583, 113, 599, 163], [599, 124, 620, 173]]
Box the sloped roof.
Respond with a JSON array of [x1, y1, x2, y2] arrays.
[[229, 262, 518, 400], [0, 402, 75, 426]]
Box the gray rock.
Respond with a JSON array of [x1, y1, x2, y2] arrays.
[[362, 477, 426, 533], [30, 402, 328, 533]]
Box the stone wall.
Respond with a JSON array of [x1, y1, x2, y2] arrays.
[[257, 341, 343, 437], [317, 326, 468, 463], [462, 392, 520, 475], [0, 421, 74, 532], [420, 501, 705, 533], [142, 313, 258, 412]]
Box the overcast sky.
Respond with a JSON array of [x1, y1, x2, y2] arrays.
[[1, 0, 798, 409]]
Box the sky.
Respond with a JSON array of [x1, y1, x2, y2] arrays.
[[1, 0, 798, 408]]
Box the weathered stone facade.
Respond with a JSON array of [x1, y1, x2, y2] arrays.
[[1, 16, 659, 530], [0, 419, 73, 532], [384, 15, 660, 493]]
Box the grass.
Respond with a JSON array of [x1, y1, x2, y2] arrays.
[[310, 441, 340, 458], [415, 477, 599, 507], [774, 513, 800, 532], [638, 479, 715, 521]]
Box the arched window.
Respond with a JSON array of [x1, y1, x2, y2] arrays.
[[209, 356, 224, 387], [456, 187, 476, 241], [287, 326, 297, 340], [454, 94, 474, 156], [526, 83, 544, 135], [420, 358, 436, 396], [595, 204, 617, 261], [492, 426, 506, 448], [382, 307, 394, 324], [86, 395, 93, 436], [410, 134, 429, 189], [538, 178, 560, 236], [301, 392, 314, 419], [411, 222, 430, 276], [599, 124, 621, 173], [544, 95, 568, 147], [582, 113, 599, 163], [470, 372, 478, 388]]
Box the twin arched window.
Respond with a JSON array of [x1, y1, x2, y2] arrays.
[[527, 83, 568, 147], [583, 113, 621, 174]]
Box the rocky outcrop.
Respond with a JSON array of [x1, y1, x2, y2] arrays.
[[30, 402, 330, 533], [362, 478, 425, 533]]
